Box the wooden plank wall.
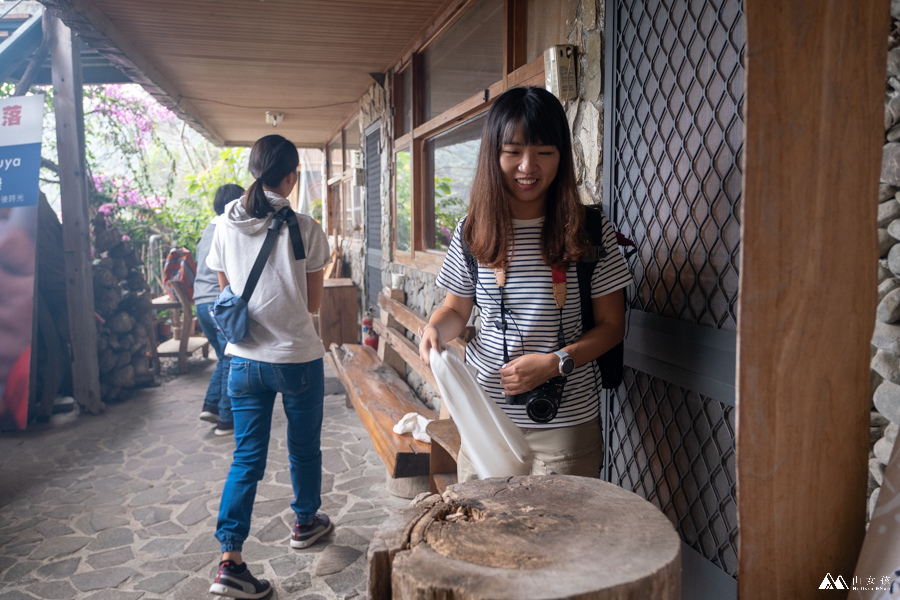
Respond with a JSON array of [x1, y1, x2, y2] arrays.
[[737, 1, 887, 597], [51, 16, 103, 414]]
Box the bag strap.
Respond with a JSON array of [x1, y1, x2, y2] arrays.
[[576, 205, 608, 331], [458, 216, 481, 307], [240, 206, 304, 303], [461, 207, 631, 328]]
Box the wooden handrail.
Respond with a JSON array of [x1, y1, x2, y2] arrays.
[[377, 291, 471, 354]]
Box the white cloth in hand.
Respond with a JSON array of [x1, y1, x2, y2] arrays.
[[429, 347, 533, 479]]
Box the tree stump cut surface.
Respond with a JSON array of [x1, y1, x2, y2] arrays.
[[368, 475, 681, 600]]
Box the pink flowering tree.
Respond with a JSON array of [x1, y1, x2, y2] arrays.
[[84, 85, 178, 207], [81, 85, 252, 255], [3, 82, 251, 287]]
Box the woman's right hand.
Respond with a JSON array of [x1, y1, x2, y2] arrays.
[[418, 324, 443, 366], [417, 294, 474, 366]]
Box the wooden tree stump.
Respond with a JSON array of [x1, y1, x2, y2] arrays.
[[368, 475, 681, 600]]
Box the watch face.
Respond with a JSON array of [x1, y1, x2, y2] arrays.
[[557, 351, 575, 375]]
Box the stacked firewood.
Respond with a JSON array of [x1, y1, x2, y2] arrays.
[[92, 214, 156, 401]]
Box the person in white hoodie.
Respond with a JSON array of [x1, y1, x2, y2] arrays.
[[206, 135, 332, 599], [195, 183, 244, 436]]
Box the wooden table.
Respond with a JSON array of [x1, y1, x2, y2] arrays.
[[369, 475, 681, 600]]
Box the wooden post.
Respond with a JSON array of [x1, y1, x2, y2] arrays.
[[51, 16, 103, 414], [738, 1, 886, 597]]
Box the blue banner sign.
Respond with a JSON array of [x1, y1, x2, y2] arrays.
[[0, 95, 44, 208]]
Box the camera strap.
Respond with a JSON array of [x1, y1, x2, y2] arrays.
[[494, 265, 568, 362], [551, 266, 567, 350], [495, 267, 511, 363]]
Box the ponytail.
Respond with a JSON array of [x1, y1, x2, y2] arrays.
[[242, 135, 300, 218]]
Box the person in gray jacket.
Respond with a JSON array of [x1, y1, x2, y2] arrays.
[[195, 183, 244, 435]]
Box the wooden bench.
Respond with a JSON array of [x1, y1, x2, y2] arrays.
[[328, 287, 466, 498], [425, 418, 461, 494], [152, 280, 210, 374]]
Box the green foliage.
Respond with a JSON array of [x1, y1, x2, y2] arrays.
[[433, 175, 467, 250], [310, 198, 323, 223], [396, 150, 411, 251], [184, 147, 251, 202], [157, 197, 214, 255]]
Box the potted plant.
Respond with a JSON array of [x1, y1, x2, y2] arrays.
[[156, 310, 172, 341]]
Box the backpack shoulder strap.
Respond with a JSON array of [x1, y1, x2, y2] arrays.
[[576, 205, 610, 330], [280, 206, 306, 260], [458, 216, 480, 306], [582, 204, 609, 261]]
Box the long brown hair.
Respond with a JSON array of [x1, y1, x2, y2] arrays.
[[243, 134, 299, 218], [463, 86, 590, 270]]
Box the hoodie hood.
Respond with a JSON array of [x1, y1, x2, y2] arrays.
[[222, 192, 291, 234]]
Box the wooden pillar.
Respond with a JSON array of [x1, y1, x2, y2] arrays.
[[50, 16, 103, 414], [737, 1, 886, 597]]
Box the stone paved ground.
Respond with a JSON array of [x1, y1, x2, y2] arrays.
[[0, 356, 409, 599]]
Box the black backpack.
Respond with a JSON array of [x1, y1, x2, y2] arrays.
[[458, 204, 630, 389]]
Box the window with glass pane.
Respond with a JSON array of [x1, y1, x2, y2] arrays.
[[525, 0, 572, 64], [423, 0, 504, 122], [329, 137, 343, 176], [344, 119, 360, 168], [394, 69, 412, 137], [424, 116, 484, 250], [328, 182, 341, 235], [395, 149, 412, 252], [342, 179, 362, 237], [352, 184, 363, 234]]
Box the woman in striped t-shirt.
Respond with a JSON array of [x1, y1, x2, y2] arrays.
[[418, 86, 632, 481]]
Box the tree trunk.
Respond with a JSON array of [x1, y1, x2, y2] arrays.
[[369, 475, 681, 600]]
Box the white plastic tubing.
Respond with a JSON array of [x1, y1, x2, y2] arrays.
[[429, 347, 533, 479]]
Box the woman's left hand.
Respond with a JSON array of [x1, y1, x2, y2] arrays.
[[499, 353, 558, 396]]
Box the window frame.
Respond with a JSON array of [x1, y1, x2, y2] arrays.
[[389, 0, 549, 272], [325, 116, 365, 244]]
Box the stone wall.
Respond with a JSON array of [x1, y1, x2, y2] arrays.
[[567, 1, 605, 205], [869, 5, 900, 522]]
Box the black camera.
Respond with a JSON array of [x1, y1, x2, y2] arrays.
[[505, 376, 566, 423]]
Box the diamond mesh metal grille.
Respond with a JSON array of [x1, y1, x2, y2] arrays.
[[610, 0, 745, 331], [606, 367, 738, 576]]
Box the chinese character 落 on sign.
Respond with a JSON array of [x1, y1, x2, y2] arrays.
[[1, 105, 22, 127]]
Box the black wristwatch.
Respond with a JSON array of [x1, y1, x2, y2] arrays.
[[554, 350, 575, 376]]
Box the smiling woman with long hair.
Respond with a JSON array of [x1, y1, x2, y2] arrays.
[[419, 86, 632, 481]]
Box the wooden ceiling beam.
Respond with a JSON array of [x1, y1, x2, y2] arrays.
[[42, 0, 227, 144], [35, 0, 449, 146]]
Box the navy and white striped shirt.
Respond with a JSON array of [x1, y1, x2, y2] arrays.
[[436, 215, 633, 428]]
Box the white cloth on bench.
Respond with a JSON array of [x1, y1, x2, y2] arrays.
[[393, 412, 432, 443], [429, 347, 532, 479]]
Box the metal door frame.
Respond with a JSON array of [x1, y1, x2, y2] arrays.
[[601, 1, 742, 597]]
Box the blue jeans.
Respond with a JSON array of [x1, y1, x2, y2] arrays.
[[215, 357, 325, 553], [196, 302, 232, 424]]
